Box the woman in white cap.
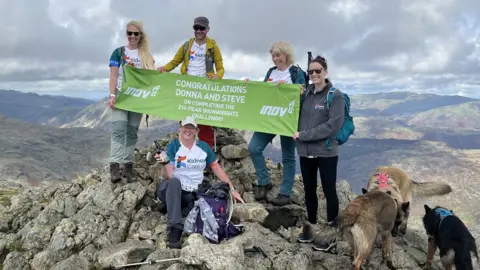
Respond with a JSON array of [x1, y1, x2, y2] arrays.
[[154, 116, 244, 249]]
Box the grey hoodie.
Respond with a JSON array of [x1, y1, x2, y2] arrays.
[[296, 79, 345, 157]]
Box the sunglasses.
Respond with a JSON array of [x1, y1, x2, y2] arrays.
[[127, 31, 140, 36], [193, 25, 206, 31], [307, 68, 323, 75]]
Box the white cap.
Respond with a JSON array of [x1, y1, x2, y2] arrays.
[[180, 116, 197, 128]]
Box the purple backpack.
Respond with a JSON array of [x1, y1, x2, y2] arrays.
[[194, 182, 244, 242]]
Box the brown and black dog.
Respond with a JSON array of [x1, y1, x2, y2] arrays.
[[307, 190, 409, 270], [364, 166, 452, 236]]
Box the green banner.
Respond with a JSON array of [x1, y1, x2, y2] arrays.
[[115, 66, 301, 136]]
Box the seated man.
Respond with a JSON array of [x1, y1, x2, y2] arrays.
[[154, 116, 244, 249]]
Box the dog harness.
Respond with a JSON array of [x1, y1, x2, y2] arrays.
[[434, 207, 454, 229], [376, 172, 390, 189]]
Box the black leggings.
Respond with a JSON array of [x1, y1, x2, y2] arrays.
[[299, 156, 339, 224]]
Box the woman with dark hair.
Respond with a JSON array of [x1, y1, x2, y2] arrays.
[[293, 56, 345, 249]]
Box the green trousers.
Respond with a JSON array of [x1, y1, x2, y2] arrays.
[[109, 107, 142, 164]]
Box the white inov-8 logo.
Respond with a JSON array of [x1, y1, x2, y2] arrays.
[[259, 100, 295, 116], [124, 86, 160, 98]]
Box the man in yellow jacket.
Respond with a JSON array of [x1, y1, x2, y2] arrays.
[[158, 16, 224, 149]]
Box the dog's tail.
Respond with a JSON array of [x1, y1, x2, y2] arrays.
[[306, 216, 346, 249], [411, 180, 452, 197]]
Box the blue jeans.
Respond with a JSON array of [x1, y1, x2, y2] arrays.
[[248, 132, 296, 197]]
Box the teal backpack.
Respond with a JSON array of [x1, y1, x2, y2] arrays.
[[325, 87, 355, 149]]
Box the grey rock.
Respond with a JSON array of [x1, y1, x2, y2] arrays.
[[229, 223, 310, 270], [183, 233, 209, 247], [242, 192, 256, 203], [0, 127, 477, 270], [97, 239, 155, 268], [262, 204, 304, 231], [79, 244, 99, 263], [21, 224, 54, 250], [31, 249, 72, 270], [221, 144, 249, 160], [49, 196, 79, 217], [128, 208, 163, 241], [139, 249, 181, 270], [216, 135, 246, 146], [49, 218, 77, 251], [180, 242, 245, 270], [232, 203, 269, 224], [51, 254, 93, 270], [165, 263, 197, 270], [3, 251, 32, 270]]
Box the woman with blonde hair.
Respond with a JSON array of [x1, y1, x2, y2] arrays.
[[245, 41, 307, 206], [108, 20, 155, 183]]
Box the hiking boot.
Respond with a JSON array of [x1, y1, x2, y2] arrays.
[[122, 162, 136, 183], [271, 194, 292, 206], [297, 233, 314, 243], [327, 218, 338, 227], [168, 228, 183, 249], [312, 238, 337, 252], [254, 182, 273, 201], [297, 223, 314, 243], [110, 163, 121, 183]]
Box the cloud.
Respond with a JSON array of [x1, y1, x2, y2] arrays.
[[1, 0, 480, 99]]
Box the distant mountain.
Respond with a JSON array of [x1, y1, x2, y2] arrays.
[[0, 90, 179, 149], [0, 115, 109, 184], [0, 89, 95, 125], [345, 92, 480, 149], [408, 101, 480, 131], [0, 113, 178, 185], [351, 91, 476, 117], [351, 116, 423, 140], [59, 98, 179, 133]]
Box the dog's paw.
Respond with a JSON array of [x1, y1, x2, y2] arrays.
[[386, 260, 396, 270], [422, 262, 432, 270]]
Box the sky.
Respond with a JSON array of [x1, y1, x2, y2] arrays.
[[1, 0, 480, 100]]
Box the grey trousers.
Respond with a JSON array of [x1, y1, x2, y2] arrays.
[[156, 178, 196, 230], [109, 107, 142, 164]]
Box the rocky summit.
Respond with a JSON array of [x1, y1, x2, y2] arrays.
[[0, 128, 461, 270]]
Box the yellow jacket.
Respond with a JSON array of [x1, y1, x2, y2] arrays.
[[163, 37, 225, 79]]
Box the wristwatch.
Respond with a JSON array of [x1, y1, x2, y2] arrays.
[[109, 94, 116, 98], [230, 186, 236, 191]]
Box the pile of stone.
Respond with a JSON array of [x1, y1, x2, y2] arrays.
[[0, 128, 446, 269]]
